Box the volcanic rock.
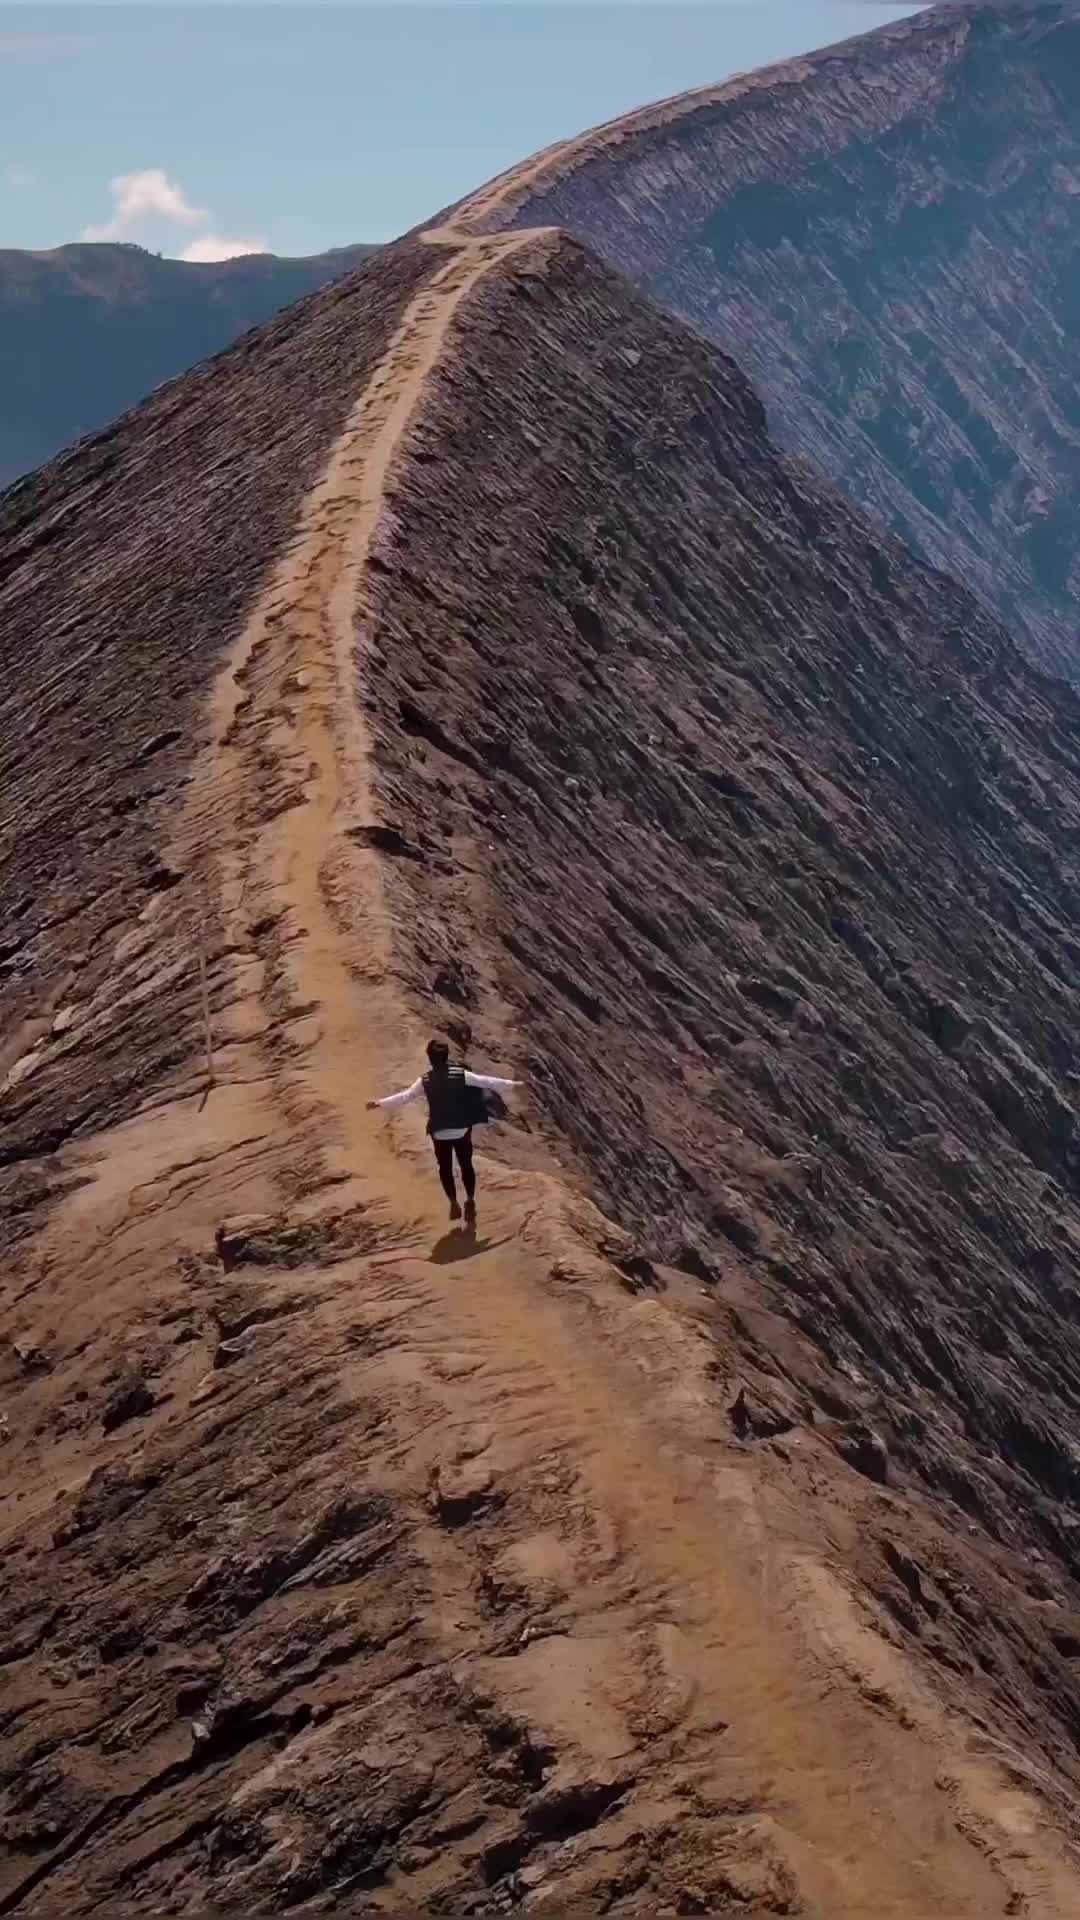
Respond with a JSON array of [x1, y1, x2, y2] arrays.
[[467, 0, 1080, 677], [6, 33, 1080, 1918]]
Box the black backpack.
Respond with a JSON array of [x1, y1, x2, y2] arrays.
[[423, 1066, 492, 1134], [462, 1080, 493, 1126]]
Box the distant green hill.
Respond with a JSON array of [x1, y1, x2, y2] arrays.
[[0, 240, 377, 486]]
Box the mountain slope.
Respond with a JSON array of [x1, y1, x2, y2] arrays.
[[5, 168, 1080, 1920], [455, 0, 1080, 677], [0, 240, 376, 486]]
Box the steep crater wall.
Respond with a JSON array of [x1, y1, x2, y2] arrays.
[[366, 232, 1080, 1797], [478, 2, 1080, 677]]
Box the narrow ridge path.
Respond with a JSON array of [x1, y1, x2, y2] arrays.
[[175, 217, 1080, 1917], [8, 215, 1079, 1917]]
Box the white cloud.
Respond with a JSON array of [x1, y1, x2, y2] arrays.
[[4, 165, 36, 190], [180, 232, 267, 264], [80, 166, 270, 260], [82, 168, 207, 243]]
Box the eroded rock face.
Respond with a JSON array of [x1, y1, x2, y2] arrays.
[[369, 233, 1080, 1793], [475, 1, 1080, 676], [7, 184, 1080, 1916]]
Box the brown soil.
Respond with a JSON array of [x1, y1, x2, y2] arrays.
[[4, 205, 1080, 1919]]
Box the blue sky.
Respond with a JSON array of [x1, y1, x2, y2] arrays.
[[2, 3, 923, 258]]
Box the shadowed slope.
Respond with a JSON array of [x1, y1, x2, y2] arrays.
[[452, 1, 1080, 677], [369, 232, 1080, 1848], [3, 215, 1080, 1918]]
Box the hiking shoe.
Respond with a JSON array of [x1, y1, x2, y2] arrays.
[[449, 1200, 462, 1221], [464, 1198, 477, 1224]]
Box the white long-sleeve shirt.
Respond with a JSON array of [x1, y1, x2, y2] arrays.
[[373, 1070, 521, 1140]]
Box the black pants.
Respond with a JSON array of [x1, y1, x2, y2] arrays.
[[433, 1130, 476, 1203]]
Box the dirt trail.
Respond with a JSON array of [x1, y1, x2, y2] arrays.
[[441, 54, 851, 238], [177, 216, 1080, 1914], [9, 218, 1080, 1915]]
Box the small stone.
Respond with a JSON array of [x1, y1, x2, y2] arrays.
[[709, 1189, 761, 1254], [673, 1240, 720, 1285], [730, 1386, 795, 1442], [428, 1459, 497, 1526], [214, 1214, 279, 1271], [14, 1341, 52, 1375], [399, 1844, 437, 1872], [3, 1047, 45, 1092], [213, 1338, 248, 1370], [134, 726, 183, 765], [835, 1422, 889, 1484], [102, 1373, 156, 1433]]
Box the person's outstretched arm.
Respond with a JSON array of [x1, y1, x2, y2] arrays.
[[464, 1071, 522, 1091], [365, 1078, 423, 1113]]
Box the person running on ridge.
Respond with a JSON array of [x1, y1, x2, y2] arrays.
[[366, 1038, 521, 1223]]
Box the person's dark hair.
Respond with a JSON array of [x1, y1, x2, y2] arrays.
[[426, 1038, 450, 1069]]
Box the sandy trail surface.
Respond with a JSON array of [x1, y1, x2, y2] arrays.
[[4, 214, 1080, 1918]]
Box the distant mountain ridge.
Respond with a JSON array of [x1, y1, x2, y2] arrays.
[[0, 240, 377, 487]]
